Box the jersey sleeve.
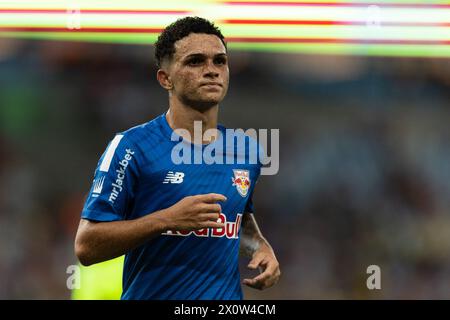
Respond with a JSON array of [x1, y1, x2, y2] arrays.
[[244, 189, 255, 213], [81, 134, 139, 222]]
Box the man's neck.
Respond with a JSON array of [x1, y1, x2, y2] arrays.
[[166, 97, 220, 144]]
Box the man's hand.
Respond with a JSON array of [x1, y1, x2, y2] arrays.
[[243, 245, 281, 290], [162, 193, 227, 231]]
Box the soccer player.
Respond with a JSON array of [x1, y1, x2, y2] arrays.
[[74, 16, 280, 300]]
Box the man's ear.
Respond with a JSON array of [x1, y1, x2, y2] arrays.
[[157, 69, 173, 90]]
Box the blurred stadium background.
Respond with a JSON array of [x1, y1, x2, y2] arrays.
[[0, 0, 450, 299]]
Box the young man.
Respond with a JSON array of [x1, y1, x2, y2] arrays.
[[75, 17, 280, 300]]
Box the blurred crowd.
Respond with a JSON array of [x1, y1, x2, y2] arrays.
[[0, 38, 450, 299]]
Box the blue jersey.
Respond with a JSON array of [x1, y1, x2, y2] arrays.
[[81, 113, 262, 300]]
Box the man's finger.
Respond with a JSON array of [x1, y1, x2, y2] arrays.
[[242, 276, 266, 290], [198, 213, 221, 222], [248, 254, 266, 270], [243, 270, 274, 290], [249, 266, 272, 284], [200, 193, 227, 203], [242, 278, 258, 288], [242, 278, 261, 288], [243, 260, 279, 289], [201, 221, 225, 229], [202, 203, 222, 213]]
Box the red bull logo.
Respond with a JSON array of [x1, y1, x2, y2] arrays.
[[232, 169, 250, 197], [162, 213, 242, 239]]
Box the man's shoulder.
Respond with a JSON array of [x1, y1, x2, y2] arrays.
[[118, 114, 166, 145]]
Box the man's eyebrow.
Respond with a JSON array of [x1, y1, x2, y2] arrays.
[[184, 53, 227, 59]]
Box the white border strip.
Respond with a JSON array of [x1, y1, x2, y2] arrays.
[[100, 134, 124, 172]]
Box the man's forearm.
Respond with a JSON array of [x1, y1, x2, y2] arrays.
[[240, 213, 274, 258], [75, 193, 226, 266], [75, 210, 170, 266]]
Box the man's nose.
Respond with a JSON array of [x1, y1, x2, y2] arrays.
[[203, 60, 219, 77]]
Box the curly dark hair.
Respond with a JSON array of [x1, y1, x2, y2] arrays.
[[154, 16, 226, 68]]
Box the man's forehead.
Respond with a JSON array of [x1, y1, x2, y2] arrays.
[[173, 33, 226, 59]]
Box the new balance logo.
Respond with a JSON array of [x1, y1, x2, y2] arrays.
[[92, 176, 105, 197], [163, 171, 184, 184]]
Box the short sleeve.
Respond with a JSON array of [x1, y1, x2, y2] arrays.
[[244, 163, 262, 214], [81, 134, 139, 222], [244, 190, 255, 213]]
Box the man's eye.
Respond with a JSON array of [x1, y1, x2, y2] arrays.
[[188, 58, 203, 65], [214, 58, 227, 65]]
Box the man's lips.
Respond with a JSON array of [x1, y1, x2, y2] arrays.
[[200, 82, 222, 87]]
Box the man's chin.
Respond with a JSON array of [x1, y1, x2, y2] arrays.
[[183, 98, 222, 112]]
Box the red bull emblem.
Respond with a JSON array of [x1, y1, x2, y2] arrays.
[[232, 169, 250, 197]]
